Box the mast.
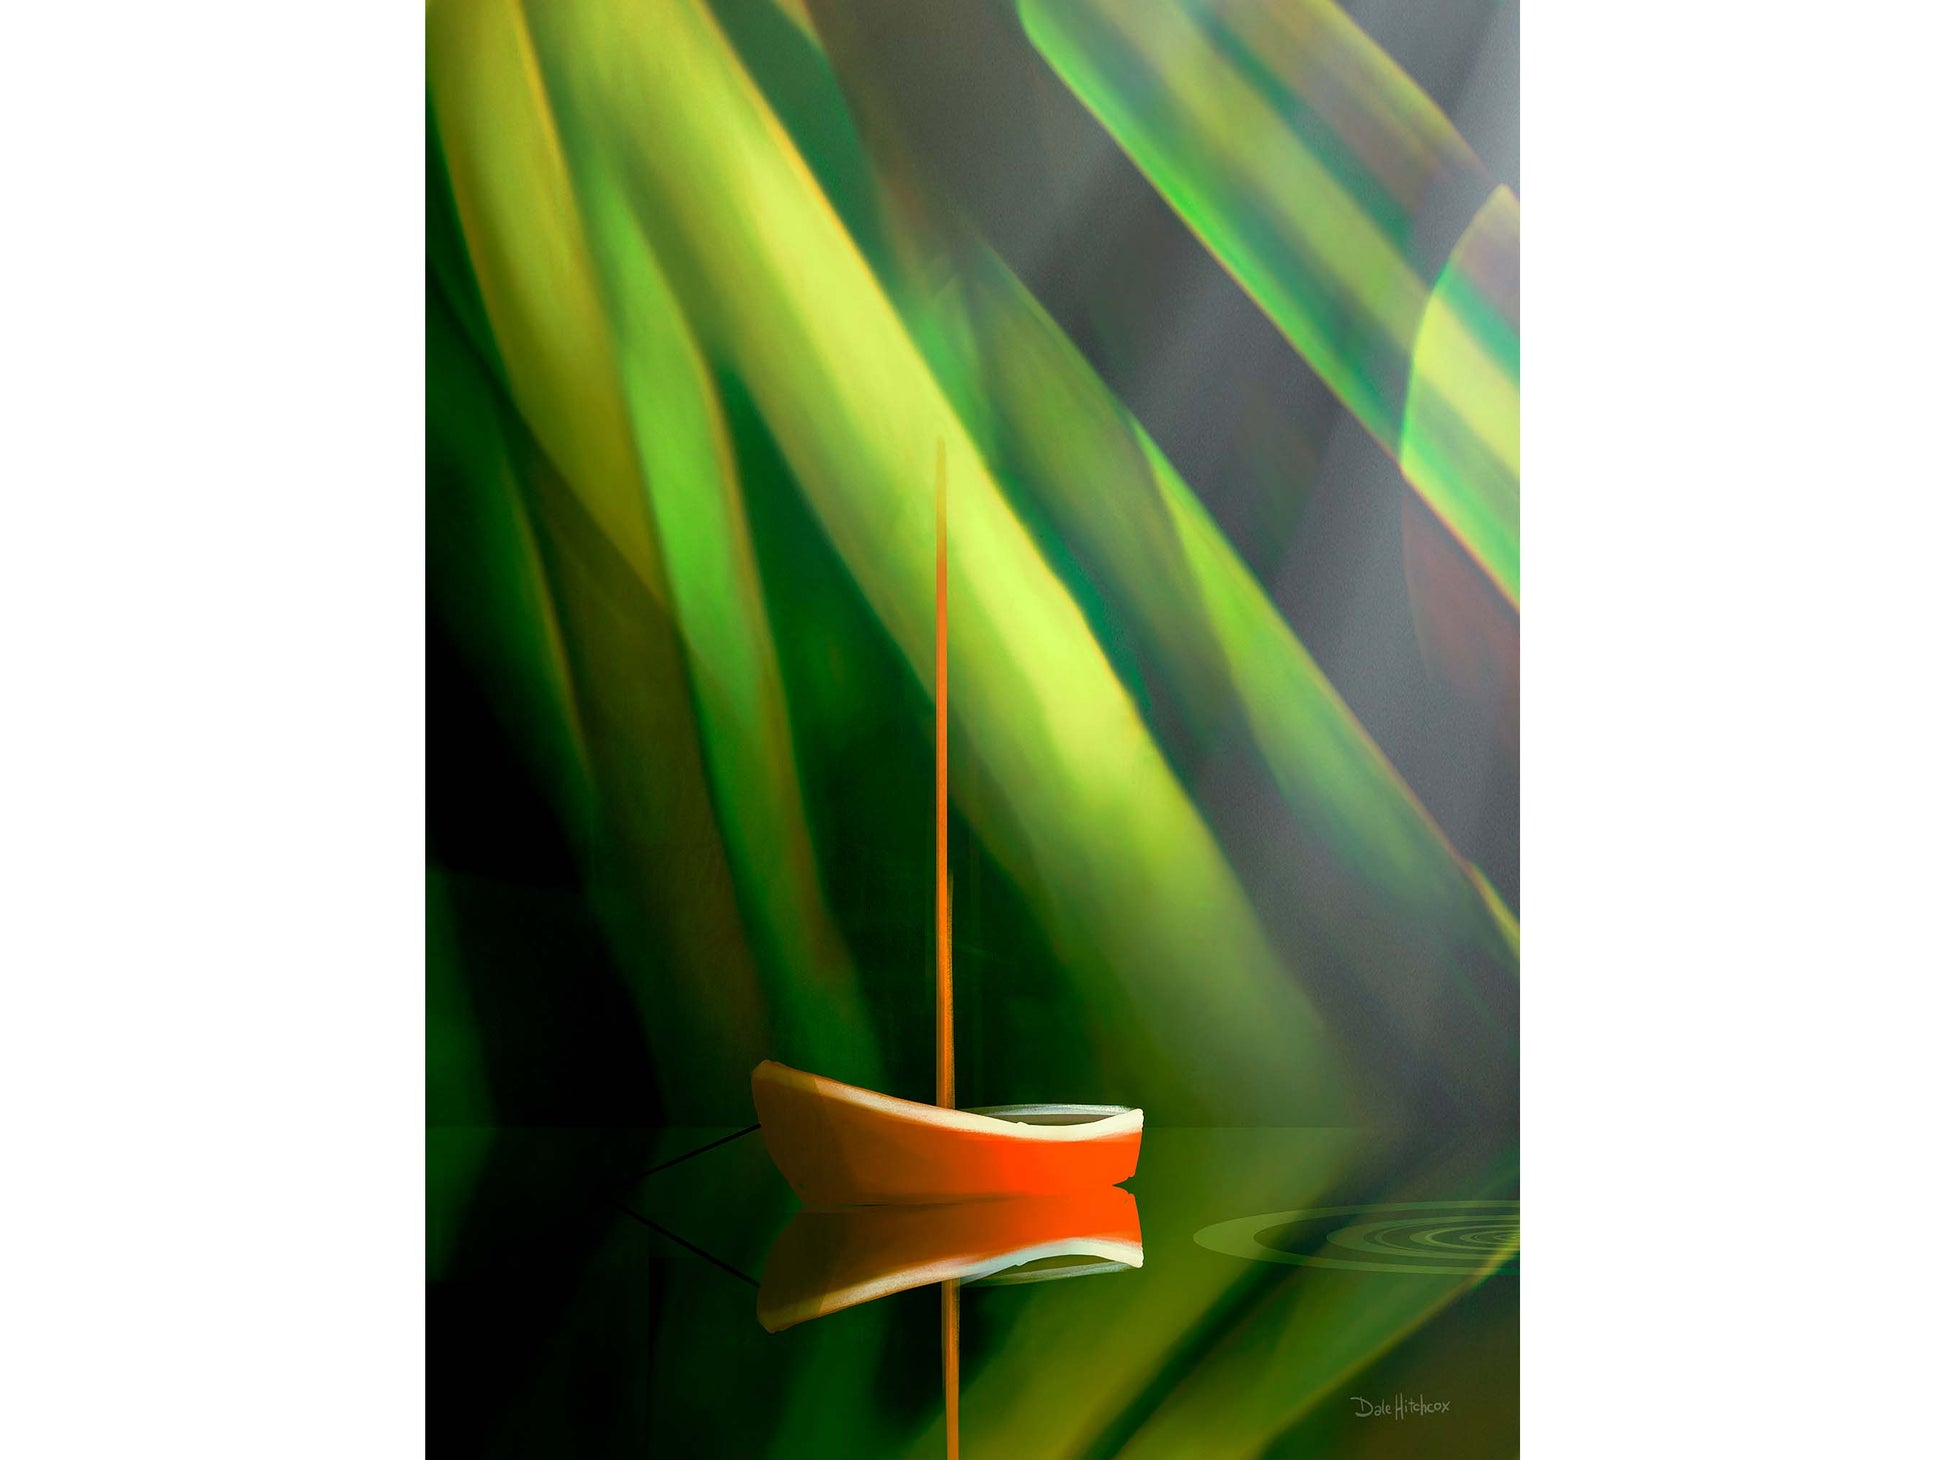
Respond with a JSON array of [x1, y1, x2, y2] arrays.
[[936, 439, 960, 1460], [935, 439, 953, 1110]]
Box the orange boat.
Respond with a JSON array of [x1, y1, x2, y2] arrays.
[[751, 443, 1143, 1210], [753, 1061, 1142, 1205], [757, 1186, 1143, 1331]]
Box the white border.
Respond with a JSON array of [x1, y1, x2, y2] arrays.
[[2, 3, 423, 1454], [1526, 1, 1945, 1452]]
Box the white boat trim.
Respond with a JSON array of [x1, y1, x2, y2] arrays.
[[758, 1061, 1144, 1142]]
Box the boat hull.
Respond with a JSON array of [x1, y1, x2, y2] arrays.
[[752, 1061, 1143, 1205]]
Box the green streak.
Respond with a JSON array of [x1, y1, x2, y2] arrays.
[[567, 144, 883, 1089], [431, 0, 777, 1111], [1402, 186, 1521, 600], [1019, 0, 1520, 604], [957, 247, 1516, 1107]]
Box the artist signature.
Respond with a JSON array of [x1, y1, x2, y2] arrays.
[[1351, 1394, 1453, 1419]]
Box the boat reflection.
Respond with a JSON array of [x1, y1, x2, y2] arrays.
[[757, 1186, 1143, 1332]]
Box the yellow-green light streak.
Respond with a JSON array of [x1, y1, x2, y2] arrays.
[[1018, 0, 1520, 604]]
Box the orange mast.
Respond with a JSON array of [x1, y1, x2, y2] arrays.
[[936, 440, 959, 1460], [935, 440, 953, 1111]]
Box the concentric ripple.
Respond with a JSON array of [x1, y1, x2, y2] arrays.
[[1194, 1200, 1518, 1276]]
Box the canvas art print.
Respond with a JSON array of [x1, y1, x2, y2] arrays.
[[427, 0, 1518, 1454]]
